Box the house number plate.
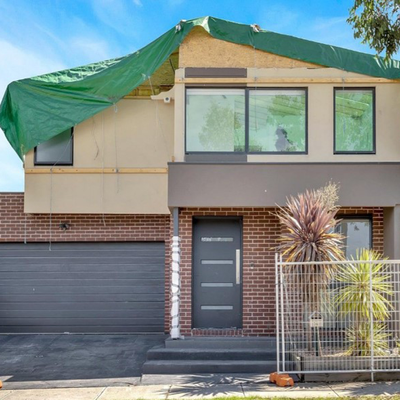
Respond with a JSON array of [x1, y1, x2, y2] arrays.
[[309, 318, 324, 328]]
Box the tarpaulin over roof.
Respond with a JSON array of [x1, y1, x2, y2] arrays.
[[1, 16, 400, 159]]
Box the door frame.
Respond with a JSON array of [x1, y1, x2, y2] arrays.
[[191, 216, 243, 329]]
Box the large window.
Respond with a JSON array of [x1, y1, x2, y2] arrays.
[[34, 128, 73, 166], [186, 88, 307, 154], [249, 89, 306, 153], [336, 217, 372, 258], [334, 88, 375, 154], [186, 89, 245, 152]]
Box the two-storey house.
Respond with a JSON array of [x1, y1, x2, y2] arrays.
[[1, 17, 400, 348]]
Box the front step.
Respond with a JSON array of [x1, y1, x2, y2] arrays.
[[142, 360, 277, 374], [143, 337, 279, 375], [147, 347, 276, 361], [165, 337, 276, 349]]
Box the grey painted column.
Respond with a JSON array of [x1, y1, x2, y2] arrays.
[[170, 208, 181, 339], [383, 205, 400, 341], [173, 207, 179, 236], [384, 206, 400, 259]]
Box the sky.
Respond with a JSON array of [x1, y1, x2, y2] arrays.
[[0, 0, 380, 192]]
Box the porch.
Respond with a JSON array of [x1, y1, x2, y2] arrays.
[[169, 207, 383, 337], [159, 207, 400, 380]]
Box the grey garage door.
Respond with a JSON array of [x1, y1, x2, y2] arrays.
[[0, 242, 165, 333]]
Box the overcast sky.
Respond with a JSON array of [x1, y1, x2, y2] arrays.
[[0, 0, 379, 191]]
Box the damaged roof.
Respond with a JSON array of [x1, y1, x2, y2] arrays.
[[1, 15, 400, 159]]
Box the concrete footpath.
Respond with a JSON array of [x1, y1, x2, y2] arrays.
[[0, 377, 400, 400]]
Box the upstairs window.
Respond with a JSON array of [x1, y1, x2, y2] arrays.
[[34, 128, 73, 166], [334, 88, 375, 154], [186, 89, 245, 152], [249, 89, 306, 153], [185, 88, 307, 154]]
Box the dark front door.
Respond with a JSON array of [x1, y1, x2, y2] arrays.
[[193, 218, 242, 329]]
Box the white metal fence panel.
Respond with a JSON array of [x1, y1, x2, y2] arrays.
[[276, 255, 400, 379]]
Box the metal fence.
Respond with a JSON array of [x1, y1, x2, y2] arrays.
[[275, 254, 400, 380]]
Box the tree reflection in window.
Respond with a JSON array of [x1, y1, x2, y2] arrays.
[[186, 89, 245, 152], [335, 89, 374, 153], [199, 102, 244, 152]]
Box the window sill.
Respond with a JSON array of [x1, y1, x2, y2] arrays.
[[185, 153, 247, 163]]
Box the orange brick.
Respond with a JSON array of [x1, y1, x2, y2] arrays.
[[276, 376, 294, 387]]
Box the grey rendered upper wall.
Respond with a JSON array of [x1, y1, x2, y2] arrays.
[[168, 163, 400, 207]]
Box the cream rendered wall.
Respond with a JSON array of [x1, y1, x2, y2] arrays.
[[174, 28, 400, 163], [25, 98, 174, 214], [174, 67, 400, 162]]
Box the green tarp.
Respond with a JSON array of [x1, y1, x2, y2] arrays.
[[1, 16, 400, 160]]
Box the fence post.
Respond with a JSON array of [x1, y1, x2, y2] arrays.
[[369, 256, 374, 382], [275, 253, 280, 373]]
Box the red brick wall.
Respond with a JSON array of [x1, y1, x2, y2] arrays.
[[177, 207, 384, 337], [0, 193, 170, 243], [0, 192, 171, 332], [0, 194, 385, 337]]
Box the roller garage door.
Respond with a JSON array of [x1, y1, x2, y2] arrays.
[[0, 242, 165, 333]]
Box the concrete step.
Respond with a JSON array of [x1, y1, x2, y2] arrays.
[[165, 337, 276, 349], [142, 360, 278, 374], [146, 347, 277, 361]]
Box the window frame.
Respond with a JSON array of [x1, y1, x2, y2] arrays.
[[247, 87, 308, 155], [185, 86, 308, 156], [333, 87, 376, 155], [34, 128, 74, 166], [335, 214, 373, 257]]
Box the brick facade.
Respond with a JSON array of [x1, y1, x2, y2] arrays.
[[0, 193, 170, 243], [0, 194, 385, 337], [177, 207, 384, 337]]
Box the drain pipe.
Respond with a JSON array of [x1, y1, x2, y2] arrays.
[[170, 208, 181, 339]]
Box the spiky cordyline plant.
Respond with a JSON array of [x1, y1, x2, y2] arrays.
[[276, 188, 344, 289], [274, 186, 344, 354]]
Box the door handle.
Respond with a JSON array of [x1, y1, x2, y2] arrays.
[[236, 249, 241, 284]]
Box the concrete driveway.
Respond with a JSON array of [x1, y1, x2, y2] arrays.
[[0, 334, 165, 389]]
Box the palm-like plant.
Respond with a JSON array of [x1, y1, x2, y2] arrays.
[[275, 185, 344, 353], [334, 249, 393, 356], [276, 188, 344, 292], [334, 249, 392, 321], [345, 322, 390, 356]]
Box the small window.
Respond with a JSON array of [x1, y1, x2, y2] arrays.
[[336, 217, 372, 258], [249, 89, 307, 153], [334, 88, 375, 154], [186, 89, 245, 153], [34, 128, 73, 165]]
